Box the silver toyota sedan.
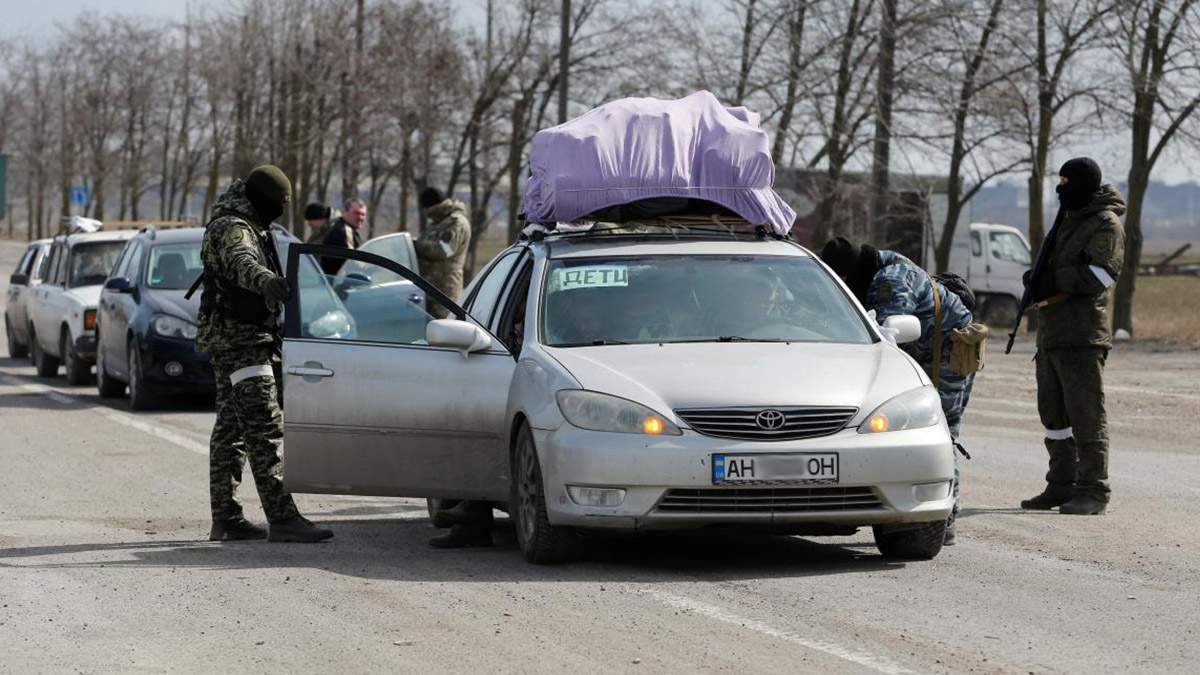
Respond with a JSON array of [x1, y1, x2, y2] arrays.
[[280, 228, 954, 563]]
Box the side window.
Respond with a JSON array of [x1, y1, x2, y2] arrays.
[[970, 231, 982, 257], [294, 250, 455, 345], [13, 248, 34, 275], [45, 245, 64, 286], [109, 242, 133, 280], [989, 232, 1031, 264], [465, 250, 520, 327], [496, 261, 534, 356], [31, 248, 49, 281], [123, 242, 146, 281]]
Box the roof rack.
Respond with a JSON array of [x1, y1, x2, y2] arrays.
[[524, 215, 786, 243]]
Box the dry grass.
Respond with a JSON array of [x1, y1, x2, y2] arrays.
[[1132, 275, 1200, 346]]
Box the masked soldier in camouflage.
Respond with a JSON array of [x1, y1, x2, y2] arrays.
[[197, 165, 333, 543], [1020, 158, 1125, 516], [414, 187, 471, 319]]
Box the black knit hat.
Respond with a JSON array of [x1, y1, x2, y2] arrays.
[[418, 187, 445, 209], [304, 202, 331, 221]]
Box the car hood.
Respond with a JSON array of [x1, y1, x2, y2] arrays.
[[145, 289, 201, 322], [543, 341, 922, 423], [64, 286, 102, 309]]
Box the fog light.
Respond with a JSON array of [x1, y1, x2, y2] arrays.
[[567, 485, 626, 507], [164, 361, 184, 377], [913, 481, 951, 502]]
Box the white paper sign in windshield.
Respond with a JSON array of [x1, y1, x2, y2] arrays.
[[552, 265, 629, 291]]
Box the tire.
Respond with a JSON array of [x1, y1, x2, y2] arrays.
[[95, 331, 125, 398], [127, 341, 156, 411], [511, 422, 581, 564], [5, 316, 28, 359], [873, 520, 947, 560], [62, 329, 92, 386], [31, 327, 60, 377]]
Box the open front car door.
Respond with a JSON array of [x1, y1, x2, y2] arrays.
[[281, 244, 514, 501]]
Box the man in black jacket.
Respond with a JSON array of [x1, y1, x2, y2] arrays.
[[319, 198, 366, 275]]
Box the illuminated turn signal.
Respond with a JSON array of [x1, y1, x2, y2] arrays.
[[642, 417, 665, 435], [867, 415, 889, 433], [83, 310, 97, 331]]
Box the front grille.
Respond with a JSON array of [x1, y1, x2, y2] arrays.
[[656, 487, 883, 513], [676, 406, 858, 441]]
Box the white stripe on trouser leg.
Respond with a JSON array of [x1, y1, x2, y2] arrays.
[[230, 364, 274, 385], [1088, 265, 1115, 289], [1045, 426, 1073, 440]]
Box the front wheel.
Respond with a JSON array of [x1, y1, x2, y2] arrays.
[[511, 423, 581, 564], [873, 520, 947, 560], [62, 330, 92, 386], [5, 316, 28, 359], [95, 333, 125, 398], [127, 342, 156, 410]]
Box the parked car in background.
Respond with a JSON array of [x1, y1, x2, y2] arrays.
[[27, 229, 136, 383], [96, 224, 349, 409], [95, 226, 209, 408], [4, 239, 51, 358]]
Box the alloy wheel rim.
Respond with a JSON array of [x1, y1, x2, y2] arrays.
[[517, 437, 538, 544]]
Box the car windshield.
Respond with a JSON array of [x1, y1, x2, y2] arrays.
[[146, 242, 203, 290], [69, 241, 126, 288], [542, 255, 873, 346], [336, 235, 416, 284]]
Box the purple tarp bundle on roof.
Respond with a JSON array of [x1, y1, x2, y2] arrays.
[[521, 91, 797, 235]]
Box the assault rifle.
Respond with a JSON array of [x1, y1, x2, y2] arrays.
[[1006, 209, 1064, 354]]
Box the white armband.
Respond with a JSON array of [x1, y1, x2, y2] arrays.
[[1088, 265, 1115, 289]]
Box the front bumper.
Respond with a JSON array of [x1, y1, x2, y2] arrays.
[[73, 334, 97, 360], [138, 334, 215, 393], [535, 423, 955, 531]]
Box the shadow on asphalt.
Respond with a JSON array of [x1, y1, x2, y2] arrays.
[[0, 515, 905, 582], [0, 356, 213, 412]]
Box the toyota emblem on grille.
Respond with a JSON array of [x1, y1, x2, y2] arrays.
[[755, 409, 786, 430]]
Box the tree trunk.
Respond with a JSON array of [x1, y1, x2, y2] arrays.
[[772, 0, 808, 165], [734, 0, 758, 105], [559, 0, 571, 123], [869, 0, 896, 246], [507, 99, 527, 243]]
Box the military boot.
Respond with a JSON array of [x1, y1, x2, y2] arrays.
[[429, 524, 493, 549], [431, 500, 491, 529], [209, 517, 268, 541], [1059, 494, 1106, 516], [268, 516, 334, 543], [1020, 484, 1074, 510]]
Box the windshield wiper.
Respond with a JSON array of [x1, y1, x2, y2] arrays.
[[554, 339, 630, 347], [718, 335, 751, 342]]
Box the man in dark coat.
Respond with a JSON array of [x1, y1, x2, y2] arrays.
[[1020, 157, 1125, 516]]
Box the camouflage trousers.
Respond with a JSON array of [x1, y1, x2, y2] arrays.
[[921, 350, 976, 529], [209, 346, 299, 523], [1036, 347, 1109, 501]]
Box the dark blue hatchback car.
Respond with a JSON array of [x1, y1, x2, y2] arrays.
[[95, 226, 212, 409]]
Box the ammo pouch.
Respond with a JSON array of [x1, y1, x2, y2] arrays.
[[198, 270, 276, 329], [949, 322, 989, 376]]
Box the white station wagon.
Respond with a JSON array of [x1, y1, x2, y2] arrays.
[[280, 225, 955, 563]]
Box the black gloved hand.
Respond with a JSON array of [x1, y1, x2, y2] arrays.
[[1022, 269, 1033, 287], [263, 276, 291, 304]]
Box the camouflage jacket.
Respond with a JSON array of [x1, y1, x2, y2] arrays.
[[1036, 184, 1126, 350], [867, 251, 973, 369], [195, 180, 282, 355], [414, 199, 471, 302]]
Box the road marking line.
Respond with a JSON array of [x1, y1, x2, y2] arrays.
[[0, 374, 208, 455], [645, 590, 913, 675]]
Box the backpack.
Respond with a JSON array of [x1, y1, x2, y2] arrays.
[[932, 272, 976, 311]]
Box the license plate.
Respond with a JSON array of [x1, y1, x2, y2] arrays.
[[712, 453, 839, 485]]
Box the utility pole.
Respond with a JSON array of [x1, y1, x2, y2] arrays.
[[558, 0, 570, 124]]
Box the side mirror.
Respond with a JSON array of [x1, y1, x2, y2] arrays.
[[881, 315, 921, 345], [104, 277, 134, 294], [9, 273, 29, 286], [426, 318, 492, 356]]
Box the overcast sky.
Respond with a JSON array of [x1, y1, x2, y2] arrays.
[[3, 0, 1197, 187]]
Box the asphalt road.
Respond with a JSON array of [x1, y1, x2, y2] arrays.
[[2, 239, 1198, 674]]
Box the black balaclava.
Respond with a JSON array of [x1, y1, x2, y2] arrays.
[[820, 237, 881, 303], [418, 186, 446, 210], [1056, 157, 1102, 211], [244, 164, 293, 226]]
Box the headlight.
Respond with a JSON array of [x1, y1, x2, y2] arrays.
[[151, 314, 197, 340], [308, 309, 353, 339], [858, 386, 943, 434], [556, 390, 682, 436]]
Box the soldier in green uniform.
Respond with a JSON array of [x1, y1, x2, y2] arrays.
[[1020, 157, 1125, 516], [198, 165, 333, 542], [414, 187, 471, 319]]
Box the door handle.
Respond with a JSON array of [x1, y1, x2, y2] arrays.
[[286, 365, 334, 378]]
